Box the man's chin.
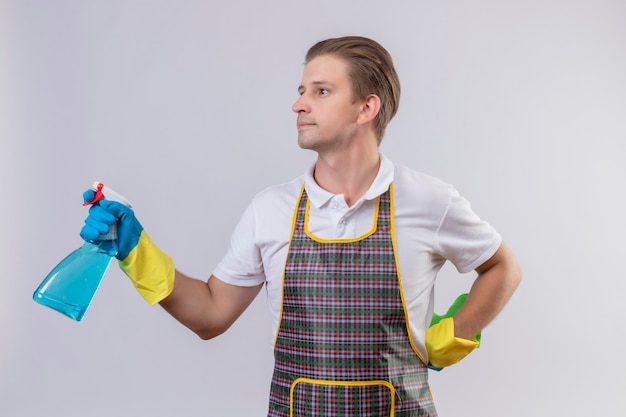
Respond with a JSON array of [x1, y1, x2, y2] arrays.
[[297, 136, 316, 151]]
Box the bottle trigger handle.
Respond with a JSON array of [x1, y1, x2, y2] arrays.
[[83, 182, 132, 208]]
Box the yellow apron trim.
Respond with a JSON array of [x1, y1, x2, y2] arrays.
[[304, 194, 380, 244], [388, 183, 428, 365], [290, 377, 397, 417]]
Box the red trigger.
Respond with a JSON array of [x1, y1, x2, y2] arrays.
[[83, 183, 106, 206]]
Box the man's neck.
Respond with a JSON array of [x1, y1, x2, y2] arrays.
[[313, 145, 381, 207]]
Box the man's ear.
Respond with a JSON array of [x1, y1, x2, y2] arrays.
[[357, 94, 381, 125]]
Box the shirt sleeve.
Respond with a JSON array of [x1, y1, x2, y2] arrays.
[[435, 187, 502, 273], [212, 203, 266, 286]]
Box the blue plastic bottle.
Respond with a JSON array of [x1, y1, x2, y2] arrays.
[[33, 182, 130, 321]]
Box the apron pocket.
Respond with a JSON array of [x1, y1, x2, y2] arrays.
[[290, 378, 395, 417]]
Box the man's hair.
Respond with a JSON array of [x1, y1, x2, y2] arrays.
[[305, 36, 401, 143]]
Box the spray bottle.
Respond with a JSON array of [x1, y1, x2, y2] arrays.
[[33, 182, 131, 321]]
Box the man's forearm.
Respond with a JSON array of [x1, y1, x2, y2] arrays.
[[159, 271, 263, 340], [453, 242, 522, 340]]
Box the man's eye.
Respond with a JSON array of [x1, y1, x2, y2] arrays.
[[319, 89, 329, 95]]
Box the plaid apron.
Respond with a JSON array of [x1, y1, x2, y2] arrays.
[[267, 185, 437, 417]]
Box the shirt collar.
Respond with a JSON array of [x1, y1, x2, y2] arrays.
[[304, 153, 395, 208]]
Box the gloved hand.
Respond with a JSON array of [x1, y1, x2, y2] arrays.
[[426, 293, 481, 371], [80, 190, 175, 305]]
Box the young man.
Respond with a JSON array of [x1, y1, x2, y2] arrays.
[[82, 36, 522, 416]]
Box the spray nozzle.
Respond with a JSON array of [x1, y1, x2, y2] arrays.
[[83, 182, 132, 208]]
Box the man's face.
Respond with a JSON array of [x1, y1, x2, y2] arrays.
[[292, 54, 363, 152]]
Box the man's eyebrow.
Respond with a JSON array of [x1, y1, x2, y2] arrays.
[[298, 80, 335, 93]]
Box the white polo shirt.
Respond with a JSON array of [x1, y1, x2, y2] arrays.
[[213, 154, 502, 359]]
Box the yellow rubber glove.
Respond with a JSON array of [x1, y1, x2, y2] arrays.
[[118, 230, 175, 305], [81, 193, 174, 305], [426, 294, 480, 370]]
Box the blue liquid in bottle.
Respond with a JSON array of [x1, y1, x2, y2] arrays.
[[33, 227, 118, 321]]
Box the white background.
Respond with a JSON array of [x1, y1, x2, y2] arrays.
[[2, 1, 625, 416]]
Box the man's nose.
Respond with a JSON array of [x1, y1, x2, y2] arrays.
[[292, 94, 310, 113]]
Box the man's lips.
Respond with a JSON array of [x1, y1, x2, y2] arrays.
[[297, 120, 316, 130]]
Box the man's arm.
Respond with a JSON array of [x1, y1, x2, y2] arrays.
[[453, 241, 522, 340], [159, 271, 264, 340]]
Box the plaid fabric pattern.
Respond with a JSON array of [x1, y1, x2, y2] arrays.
[[291, 380, 393, 417], [268, 186, 437, 417]]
